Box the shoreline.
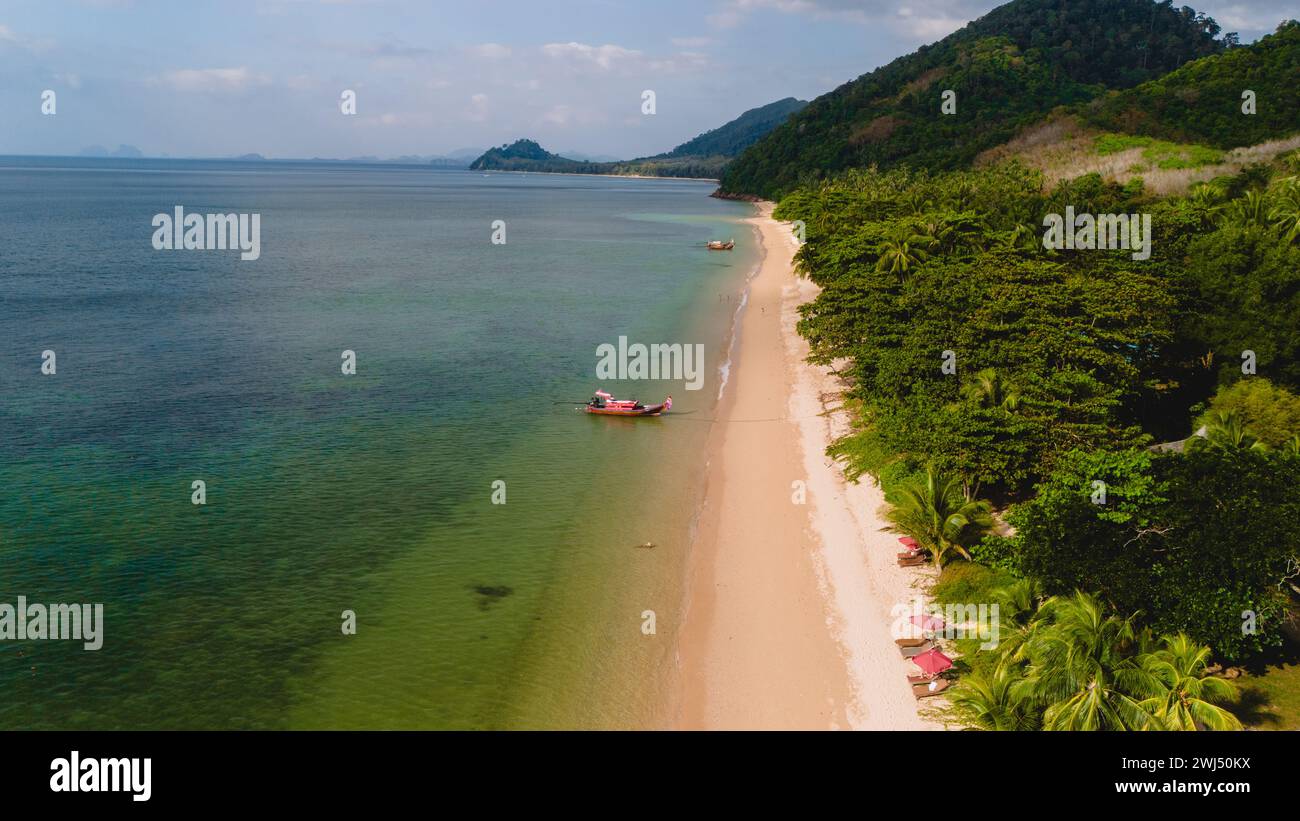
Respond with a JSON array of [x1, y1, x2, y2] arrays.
[[671, 202, 944, 730], [472, 168, 719, 182]]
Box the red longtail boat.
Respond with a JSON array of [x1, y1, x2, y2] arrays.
[[584, 389, 672, 417]]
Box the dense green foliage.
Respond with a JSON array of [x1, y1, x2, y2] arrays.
[[775, 165, 1194, 493], [721, 0, 1228, 199], [946, 590, 1242, 730], [882, 468, 993, 566], [1197, 378, 1300, 447], [999, 447, 1300, 660], [772, 143, 1300, 694], [468, 98, 807, 179], [737, 0, 1300, 727], [1085, 21, 1300, 148], [777, 155, 1300, 496], [1175, 172, 1300, 390]]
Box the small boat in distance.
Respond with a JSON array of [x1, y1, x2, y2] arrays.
[[585, 389, 672, 416], [706, 239, 735, 250]]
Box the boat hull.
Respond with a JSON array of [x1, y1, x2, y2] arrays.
[[584, 402, 668, 417]]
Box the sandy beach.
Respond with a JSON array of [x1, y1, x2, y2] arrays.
[[673, 202, 944, 731]]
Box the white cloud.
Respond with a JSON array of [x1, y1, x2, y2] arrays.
[[537, 104, 607, 128], [472, 43, 512, 59], [155, 67, 269, 92], [895, 6, 967, 39], [541, 42, 641, 70], [466, 93, 490, 122]]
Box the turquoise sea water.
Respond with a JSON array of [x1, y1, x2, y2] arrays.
[[0, 158, 757, 728]]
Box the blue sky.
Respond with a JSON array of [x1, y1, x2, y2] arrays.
[[0, 0, 1293, 159]]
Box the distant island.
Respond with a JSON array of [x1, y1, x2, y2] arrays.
[[469, 97, 808, 179], [79, 144, 144, 158]]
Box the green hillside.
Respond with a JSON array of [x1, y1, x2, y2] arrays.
[[469, 98, 807, 179], [656, 97, 807, 159], [1084, 20, 1300, 148], [720, 0, 1228, 199]]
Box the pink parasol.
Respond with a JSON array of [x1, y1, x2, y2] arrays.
[[911, 614, 946, 631], [911, 648, 953, 677], [898, 536, 920, 548]]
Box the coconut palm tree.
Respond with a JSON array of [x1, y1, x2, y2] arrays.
[[1221, 190, 1270, 230], [1187, 182, 1226, 228], [1268, 180, 1300, 243], [1193, 409, 1268, 451], [949, 658, 1040, 731], [882, 468, 993, 566], [875, 235, 930, 281], [1018, 592, 1162, 731], [1187, 181, 1225, 210], [1283, 435, 1300, 457], [1137, 633, 1242, 730], [1000, 222, 1041, 252], [961, 367, 1021, 411]]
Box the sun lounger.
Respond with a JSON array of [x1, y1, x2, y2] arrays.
[[913, 678, 951, 699], [899, 641, 934, 658], [897, 555, 928, 567], [895, 637, 928, 648]]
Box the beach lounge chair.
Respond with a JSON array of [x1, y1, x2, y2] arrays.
[[897, 555, 928, 567], [899, 641, 934, 658], [913, 678, 951, 699], [895, 637, 928, 648]]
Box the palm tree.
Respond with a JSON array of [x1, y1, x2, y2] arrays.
[[916, 219, 955, 253], [1221, 190, 1270, 230], [875, 235, 930, 281], [1194, 409, 1268, 451], [943, 211, 990, 253], [1001, 222, 1041, 252], [1187, 181, 1224, 210], [882, 468, 993, 566], [949, 658, 1040, 731], [1268, 180, 1300, 243], [1283, 435, 1300, 457], [1018, 593, 1162, 731], [1137, 633, 1242, 730], [961, 367, 1021, 411], [1187, 182, 1226, 229], [900, 190, 935, 216]]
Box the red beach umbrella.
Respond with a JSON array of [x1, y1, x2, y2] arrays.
[[898, 536, 920, 548], [911, 648, 953, 677], [910, 614, 946, 631]]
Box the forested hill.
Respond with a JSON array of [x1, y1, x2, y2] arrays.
[[469, 98, 807, 179], [719, 0, 1229, 199], [1083, 20, 1300, 149], [654, 97, 807, 159]]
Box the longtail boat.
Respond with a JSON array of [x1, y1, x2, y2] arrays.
[[584, 389, 672, 417], [706, 239, 735, 250]]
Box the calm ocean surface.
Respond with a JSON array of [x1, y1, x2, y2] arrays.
[[0, 158, 757, 728]]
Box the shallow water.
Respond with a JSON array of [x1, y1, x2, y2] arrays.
[[0, 159, 757, 728]]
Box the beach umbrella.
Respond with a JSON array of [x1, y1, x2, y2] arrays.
[[911, 648, 953, 677], [898, 536, 920, 548], [910, 614, 946, 631]]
